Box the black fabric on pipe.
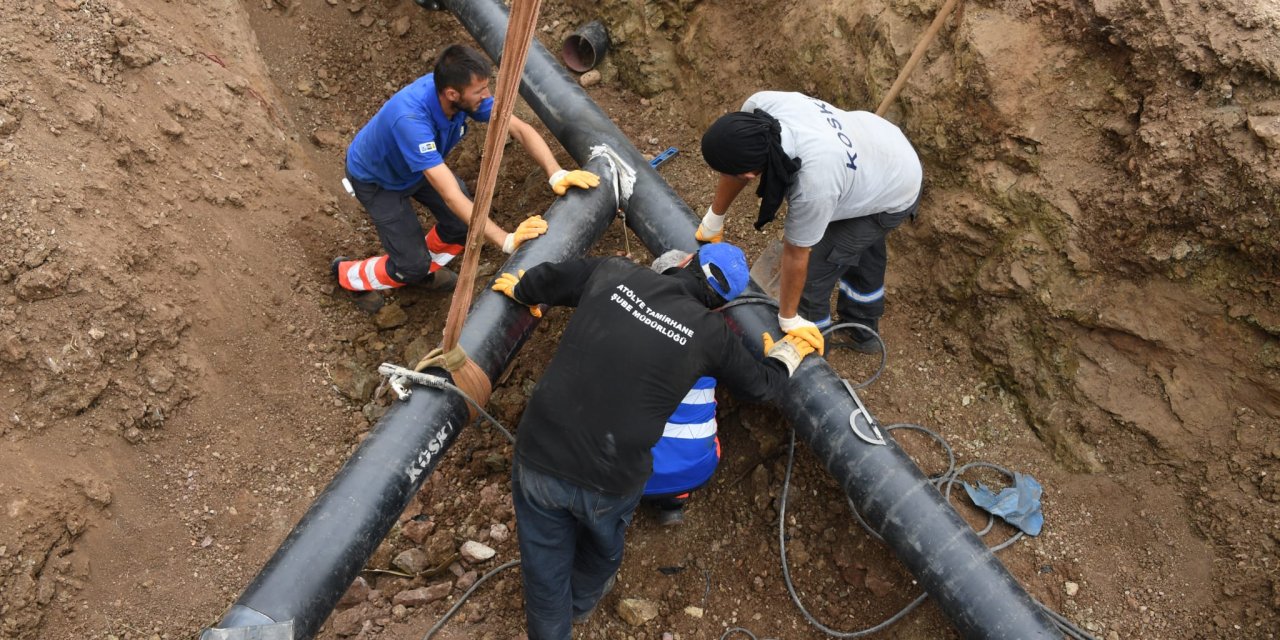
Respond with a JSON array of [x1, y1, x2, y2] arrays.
[[443, 1, 1060, 637], [202, 158, 619, 640]]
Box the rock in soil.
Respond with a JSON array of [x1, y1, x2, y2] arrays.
[[616, 598, 659, 626]]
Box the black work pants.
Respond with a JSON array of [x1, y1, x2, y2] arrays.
[[797, 193, 920, 325], [346, 172, 470, 285]]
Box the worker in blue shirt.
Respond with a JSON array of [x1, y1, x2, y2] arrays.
[[332, 44, 599, 294]]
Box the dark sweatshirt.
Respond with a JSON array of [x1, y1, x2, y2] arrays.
[[511, 257, 788, 495]]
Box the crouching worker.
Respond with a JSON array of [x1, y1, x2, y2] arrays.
[[643, 373, 719, 526], [332, 44, 599, 296], [641, 250, 724, 527], [492, 243, 815, 639]]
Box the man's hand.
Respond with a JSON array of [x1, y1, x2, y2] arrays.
[[549, 169, 601, 196], [778, 314, 825, 356], [502, 215, 549, 254], [492, 270, 542, 318], [762, 331, 816, 376], [695, 206, 725, 243]]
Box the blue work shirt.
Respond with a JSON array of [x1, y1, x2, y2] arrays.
[[645, 376, 720, 496], [346, 73, 493, 191]]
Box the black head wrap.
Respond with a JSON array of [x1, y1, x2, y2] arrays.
[[700, 109, 802, 230]]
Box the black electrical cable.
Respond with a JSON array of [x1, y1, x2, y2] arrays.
[[821, 322, 888, 391], [779, 428, 930, 638], [435, 379, 516, 444], [774, 324, 1097, 640], [422, 559, 521, 640], [719, 627, 780, 640]]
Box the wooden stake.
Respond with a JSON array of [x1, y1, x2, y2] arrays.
[[439, 0, 544, 352], [875, 0, 961, 118]]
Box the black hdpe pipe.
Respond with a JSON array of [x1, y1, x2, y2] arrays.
[[201, 159, 619, 640], [441, 0, 1061, 637]]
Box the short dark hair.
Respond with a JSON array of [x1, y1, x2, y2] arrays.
[[433, 44, 492, 93]]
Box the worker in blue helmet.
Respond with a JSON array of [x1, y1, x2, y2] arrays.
[[492, 243, 815, 639]]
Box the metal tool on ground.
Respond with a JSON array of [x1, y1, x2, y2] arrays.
[[649, 146, 678, 170]]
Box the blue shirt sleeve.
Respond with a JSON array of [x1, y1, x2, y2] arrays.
[[392, 114, 445, 173], [467, 96, 493, 123]]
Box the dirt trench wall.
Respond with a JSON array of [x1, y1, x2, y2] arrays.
[[0, 0, 336, 635]]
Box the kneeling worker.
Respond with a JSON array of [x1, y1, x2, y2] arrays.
[[333, 44, 599, 294]]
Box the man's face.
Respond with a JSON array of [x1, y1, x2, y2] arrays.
[[449, 74, 491, 113]]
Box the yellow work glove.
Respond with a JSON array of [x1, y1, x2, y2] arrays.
[[695, 206, 724, 243], [502, 215, 549, 254], [548, 169, 601, 196], [762, 331, 816, 376], [492, 270, 542, 318], [778, 314, 825, 356]]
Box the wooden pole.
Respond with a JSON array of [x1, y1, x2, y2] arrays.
[[875, 0, 961, 117], [439, 0, 544, 352]]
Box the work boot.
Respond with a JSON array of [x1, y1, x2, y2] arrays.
[[831, 317, 882, 354], [420, 268, 458, 292], [571, 573, 617, 625], [331, 256, 386, 314]]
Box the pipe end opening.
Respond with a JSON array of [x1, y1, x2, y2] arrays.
[[561, 35, 598, 72]]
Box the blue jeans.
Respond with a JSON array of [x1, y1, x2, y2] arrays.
[[512, 457, 642, 640]]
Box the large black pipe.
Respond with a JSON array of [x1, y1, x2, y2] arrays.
[[442, 1, 1060, 637], [202, 159, 619, 640]]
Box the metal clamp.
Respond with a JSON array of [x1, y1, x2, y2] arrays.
[[377, 363, 449, 401], [841, 378, 887, 445]]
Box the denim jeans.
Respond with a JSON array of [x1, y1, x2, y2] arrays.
[[512, 457, 642, 640]]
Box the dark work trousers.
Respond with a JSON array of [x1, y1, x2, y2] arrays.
[[345, 171, 470, 285], [512, 457, 642, 640], [797, 192, 921, 326]]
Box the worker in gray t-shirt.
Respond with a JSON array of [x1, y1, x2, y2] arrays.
[[698, 91, 923, 354]]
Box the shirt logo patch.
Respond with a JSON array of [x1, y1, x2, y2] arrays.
[[418, 141, 437, 154]]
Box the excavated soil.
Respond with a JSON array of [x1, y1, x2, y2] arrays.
[[1, 0, 1277, 639]]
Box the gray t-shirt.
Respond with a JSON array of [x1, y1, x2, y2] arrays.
[[743, 91, 922, 247]]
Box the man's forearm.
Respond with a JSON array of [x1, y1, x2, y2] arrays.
[[777, 242, 810, 319], [711, 173, 750, 214], [441, 188, 508, 247], [509, 117, 561, 177]]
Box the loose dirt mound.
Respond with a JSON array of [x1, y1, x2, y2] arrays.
[[1, 0, 1276, 639]]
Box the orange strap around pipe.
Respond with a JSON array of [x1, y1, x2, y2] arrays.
[[439, 0, 544, 352]]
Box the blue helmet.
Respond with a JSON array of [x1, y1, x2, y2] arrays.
[[697, 243, 749, 302]]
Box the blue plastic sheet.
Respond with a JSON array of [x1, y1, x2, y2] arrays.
[[963, 472, 1044, 536]]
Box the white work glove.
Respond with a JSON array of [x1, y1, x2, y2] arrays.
[[548, 169, 601, 196], [502, 215, 549, 254], [762, 332, 817, 376], [695, 206, 724, 243], [778, 314, 825, 356]]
